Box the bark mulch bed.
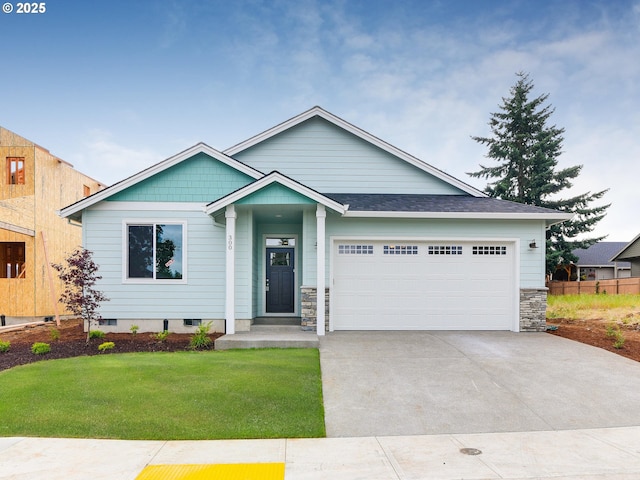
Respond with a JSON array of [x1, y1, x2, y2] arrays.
[[0, 319, 222, 372], [1, 318, 639, 372], [547, 318, 640, 363]]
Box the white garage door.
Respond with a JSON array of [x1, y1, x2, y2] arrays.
[[331, 240, 516, 330]]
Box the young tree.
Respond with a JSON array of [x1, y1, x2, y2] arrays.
[[52, 248, 109, 343], [469, 72, 610, 275]]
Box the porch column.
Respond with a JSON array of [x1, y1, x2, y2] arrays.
[[316, 204, 326, 336], [225, 205, 236, 334]]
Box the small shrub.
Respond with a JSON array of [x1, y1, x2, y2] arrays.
[[50, 328, 60, 341], [189, 321, 213, 350], [98, 341, 115, 352], [130, 324, 139, 335], [154, 330, 169, 342], [605, 323, 625, 349], [31, 342, 51, 355], [0, 340, 10, 353], [89, 330, 105, 339]]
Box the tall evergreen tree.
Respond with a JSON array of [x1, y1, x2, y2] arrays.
[[469, 72, 609, 276]]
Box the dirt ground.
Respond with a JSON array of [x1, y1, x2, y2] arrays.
[[546, 318, 640, 363], [0, 319, 222, 372], [1, 317, 639, 372]]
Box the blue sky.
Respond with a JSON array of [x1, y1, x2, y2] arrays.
[[1, 0, 638, 241]]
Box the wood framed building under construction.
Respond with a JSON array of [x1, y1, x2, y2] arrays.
[[0, 127, 105, 324]]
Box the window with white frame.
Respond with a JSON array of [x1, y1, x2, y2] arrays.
[[127, 223, 184, 280], [472, 245, 507, 255], [428, 245, 463, 255], [383, 245, 418, 255], [338, 244, 374, 255]]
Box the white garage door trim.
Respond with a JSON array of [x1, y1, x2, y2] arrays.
[[329, 236, 520, 332]]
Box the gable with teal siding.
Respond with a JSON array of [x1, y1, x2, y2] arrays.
[[231, 117, 466, 195], [235, 182, 317, 205], [106, 153, 256, 202]]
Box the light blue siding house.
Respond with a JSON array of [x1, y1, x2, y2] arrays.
[[59, 107, 571, 335]]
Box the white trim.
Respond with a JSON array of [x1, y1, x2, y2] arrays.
[[59, 143, 264, 219], [329, 235, 521, 332], [316, 205, 326, 336], [611, 232, 640, 262], [204, 171, 347, 216], [225, 205, 236, 334], [121, 219, 188, 285], [91, 202, 207, 212], [224, 106, 485, 197], [343, 210, 574, 225], [261, 234, 299, 317]]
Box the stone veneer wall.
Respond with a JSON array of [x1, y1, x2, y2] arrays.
[[520, 288, 548, 332], [300, 287, 330, 332]]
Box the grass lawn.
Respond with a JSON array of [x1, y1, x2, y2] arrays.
[[547, 293, 640, 322], [0, 349, 325, 440]]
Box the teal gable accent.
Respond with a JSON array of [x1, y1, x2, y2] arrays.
[[106, 153, 255, 202], [235, 183, 316, 205]]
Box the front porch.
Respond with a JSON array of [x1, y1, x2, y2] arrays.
[[204, 172, 346, 337], [214, 317, 319, 350]]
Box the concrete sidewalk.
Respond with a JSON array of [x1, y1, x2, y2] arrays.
[[2, 427, 640, 479]]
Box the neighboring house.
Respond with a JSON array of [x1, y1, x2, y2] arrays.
[[553, 242, 631, 281], [611, 234, 640, 277], [59, 107, 571, 335], [0, 127, 105, 323]]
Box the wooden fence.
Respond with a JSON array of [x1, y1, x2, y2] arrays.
[[547, 277, 640, 295]]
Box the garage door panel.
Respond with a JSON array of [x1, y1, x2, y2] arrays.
[[332, 240, 515, 331]]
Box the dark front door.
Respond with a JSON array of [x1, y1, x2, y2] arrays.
[[266, 247, 295, 313]]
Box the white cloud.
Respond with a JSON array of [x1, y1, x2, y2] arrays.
[[75, 130, 161, 186]]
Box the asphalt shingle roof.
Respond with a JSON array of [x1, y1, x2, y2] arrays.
[[324, 193, 566, 215], [573, 242, 631, 267]]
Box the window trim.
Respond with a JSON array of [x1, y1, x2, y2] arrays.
[[122, 220, 187, 284]]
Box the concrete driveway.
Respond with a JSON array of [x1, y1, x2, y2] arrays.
[[319, 331, 640, 437]]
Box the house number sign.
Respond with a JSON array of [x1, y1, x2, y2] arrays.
[[228, 235, 233, 250]]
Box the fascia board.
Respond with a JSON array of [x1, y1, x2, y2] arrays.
[[610, 232, 640, 261], [59, 143, 264, 219], [224, 106, 487, 198], [204, 172, 346, 215], [343, 210, 574, 224]]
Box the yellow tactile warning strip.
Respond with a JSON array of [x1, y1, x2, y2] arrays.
[[135, 463, 285, 480]]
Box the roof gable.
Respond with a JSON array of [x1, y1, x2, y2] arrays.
[[611, 234, 640, 261], [225, 106, 484, 196], [107, 152, 256, 203], [59, 143, 262, 220], [205, 171, 346, 216]]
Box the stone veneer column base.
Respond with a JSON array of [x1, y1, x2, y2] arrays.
[[301, 287, 330, 332], [520, 288, 548, 332]]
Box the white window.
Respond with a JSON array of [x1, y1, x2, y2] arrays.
[[338, 244, 374, 255], [126, 222, 185, 281], [384, 245, 418, 255], [472, 245, 507, 255], [428, 245, 463, 255]]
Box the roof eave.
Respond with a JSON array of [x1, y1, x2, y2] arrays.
[[610, 232, 640, 262], [342, 211, 574, 223]]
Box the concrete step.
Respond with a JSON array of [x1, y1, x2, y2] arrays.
[[214, 325, 319, 350]]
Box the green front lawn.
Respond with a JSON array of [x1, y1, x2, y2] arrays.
[[0, 349, 325, 440]]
